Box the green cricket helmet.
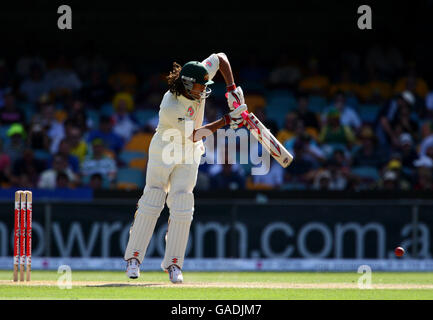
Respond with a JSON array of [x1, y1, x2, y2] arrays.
[[180, 61, 214, 100]]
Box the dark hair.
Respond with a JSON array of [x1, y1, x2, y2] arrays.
[[90, 173, 103, 181], [100, 115, 112, 124], [56, 171, 69, 181], [166, 62, 184, 97]]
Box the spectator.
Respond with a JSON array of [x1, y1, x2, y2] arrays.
[[27, 120, 50, 151], [352, 126, 387, 168], [48, 139, 80, 174], [56, 171, 71, 189], [377, 90, 417, 148], [253, 107, 279, 137], [360, 66, 392, 104], [285, 139, 318, 184], [312, 156, 349, 191], [393, 64, 429, 100], [329, 68, 362, 98], [81, 138, 117, 185], [318, 108, 356, 145], [65, 125, 88, 163], [80, 68, 113, 109], [0, 92, 25, 126], [88, 173, 104, 190], [208, 146, 245, 190], [111, 92, 139, 142], [294, 93, 320, 136], [15, 50, 46, 79], [276, 112, 298, 145], [45, 55, 82, 98], [419, 125, 433, 158], [268, 54, 301, 90], [38, 154, 78, 189], [87, 115, 124, 154], [19, 64, 50, 103], [0, 139, 11, 186], [210, 162, 245, 190], [298, 58, 330, 96], [251, 159, 284, 189], [413, 157, 433, 191], [64, 96, 91, 132], [377, 170, 400, 191], [4, 123, 27, 164], [365, 45, 404, 79], [312, 169, 332, 190], [108, 61, 137, 94], [34, 103, 65, 154], [285, 128, 326, 164], [382, 159, 411, 190], [322, 91, 361, 131], [11, 149, 46, 187], [425, 93, 433, 119], [396, 133, 418, 169]]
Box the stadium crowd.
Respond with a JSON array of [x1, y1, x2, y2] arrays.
[[0, 47, 433, 192]]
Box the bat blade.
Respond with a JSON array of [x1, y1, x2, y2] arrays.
[[243, 112, 294, 168]]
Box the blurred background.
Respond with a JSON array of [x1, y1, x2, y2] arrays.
[[0, 1, 432, 271]]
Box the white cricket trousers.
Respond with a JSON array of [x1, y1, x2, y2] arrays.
[[124, 132, 203, 269]]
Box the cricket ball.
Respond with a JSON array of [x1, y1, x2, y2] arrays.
[[395, 246, 405, 257]]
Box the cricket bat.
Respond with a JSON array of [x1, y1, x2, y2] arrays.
[[228, 96, 294, 168]]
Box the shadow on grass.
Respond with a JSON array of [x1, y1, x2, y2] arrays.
[[86, 283, 164, 288]]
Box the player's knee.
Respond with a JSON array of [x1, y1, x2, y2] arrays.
[[137, 187, 166, 217], [166, 192, 194, 221]]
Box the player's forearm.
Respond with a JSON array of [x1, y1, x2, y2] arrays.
[[192, 117, 228, 142], [217, 53, 235, 87]]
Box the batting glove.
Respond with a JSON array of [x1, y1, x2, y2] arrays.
[[224, 104, 248, 129], [226, 85, 245, 111]]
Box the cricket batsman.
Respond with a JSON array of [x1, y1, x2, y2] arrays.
[[124, 53, 247, 283]]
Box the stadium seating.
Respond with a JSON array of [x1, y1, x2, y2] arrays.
[[124, 132, 153, 153], [33, 149, 52, 162], [129, 158, 148, 170], [100, 103, 115, 117], [308, 95, 328, 113], [0, 125, 9, 141], [351, 166, 380, 181], [119, 151, 146, 166], [86, 110, 101, 128], [321, 143, 348, 158], [245, 94, 266, 114], [116, 168, 145, 189], [133, 109, 158, 127], [358, 104, 381, 124], [264, 90, 297, 128], [81, 174, 111, 189], [281, 182, 308, 190], [17, 102, 36, 123]]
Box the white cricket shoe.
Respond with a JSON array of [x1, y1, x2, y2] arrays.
[[167, 264, 183, 284], [126, 258, 140, 279]]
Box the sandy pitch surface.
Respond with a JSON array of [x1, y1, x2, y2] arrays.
[[1, 280, 433, 289]]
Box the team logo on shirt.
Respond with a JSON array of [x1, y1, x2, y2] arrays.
[[205, 60, 212, 67], [187, 106, 195, 117]]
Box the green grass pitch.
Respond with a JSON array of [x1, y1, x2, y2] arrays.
[[1, 271, 433, 300]]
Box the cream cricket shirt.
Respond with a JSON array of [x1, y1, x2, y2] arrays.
[[152, 54, 220, 162]]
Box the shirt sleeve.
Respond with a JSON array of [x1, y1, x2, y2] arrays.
[[201, 53, 220, 81]]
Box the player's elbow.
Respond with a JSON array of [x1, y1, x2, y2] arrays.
[[217, 52, 228, 64]]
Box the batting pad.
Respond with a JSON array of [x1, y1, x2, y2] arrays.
[[124, 188, 166, 263], [162, 192, 194, 269]]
